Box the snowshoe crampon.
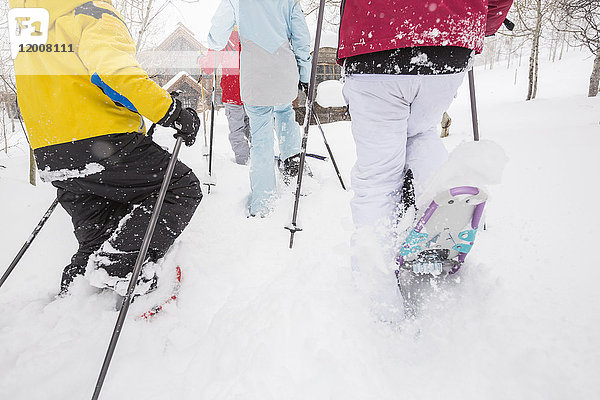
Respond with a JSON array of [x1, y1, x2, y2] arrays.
[[131, 265, 182, 320], [277, 154, 314, 185], [396, 186, 487, 316]]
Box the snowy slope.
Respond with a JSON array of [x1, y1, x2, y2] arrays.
[[1, 51, 599, 400]]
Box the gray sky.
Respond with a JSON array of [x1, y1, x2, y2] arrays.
[[166, 0, 220, 43]]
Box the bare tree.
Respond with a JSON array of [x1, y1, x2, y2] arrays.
[[0, 2, 12, 155], [301, 0, 342, 26], [113, 0, 200, 51], [113, 0, 172, 51], [512, 0, 559, 100], [558, 0, 600, 96], [301, 0, 342, 15], [0, 3, 35, 185]]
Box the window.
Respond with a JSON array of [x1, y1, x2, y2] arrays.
[[181, 95, 197, 109], [316, 63, 341, 84]]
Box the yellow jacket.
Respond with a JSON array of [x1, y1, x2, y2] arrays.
[[10, 0, 173, 150]]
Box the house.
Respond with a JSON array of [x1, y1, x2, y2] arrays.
[[293, 47, 350, 125], [139, 24, 348, 124], [162, 71, 207, 112], [139, 23, 217, 112], [139, 23, 205, 86]]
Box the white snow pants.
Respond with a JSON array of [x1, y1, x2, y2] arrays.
[[343, 73, 466, 228]]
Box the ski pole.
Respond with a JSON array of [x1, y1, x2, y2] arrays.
[[200, 77, 208, 148], [205, 53, 219, 194], [276, 153, 328, 164], [312, 108, 346, 190], [306, 153, 327, 161], [286, 0, 326, 249], [468, 69, 487, 231], [468, 69, 480, 141], [0, 198, 59, 289], [91, 136, 184, 400]]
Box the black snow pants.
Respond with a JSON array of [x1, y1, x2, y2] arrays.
[[51, 134, 202, 289]]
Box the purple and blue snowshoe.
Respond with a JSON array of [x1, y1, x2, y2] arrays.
[[397, 185, 488, 276], [395, 186, 488, 317]]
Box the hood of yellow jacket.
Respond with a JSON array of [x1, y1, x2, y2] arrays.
[[8, 0, 112, 25]]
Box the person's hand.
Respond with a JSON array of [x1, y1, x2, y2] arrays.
[[298, 81, 309, 95], [173, 107, 200, 146], [158, 98, 200, 146]]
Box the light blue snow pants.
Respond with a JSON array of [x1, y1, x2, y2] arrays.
[[244, 103, 301, 216]]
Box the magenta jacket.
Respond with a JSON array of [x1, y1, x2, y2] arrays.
[[338, 0, 513, 61]]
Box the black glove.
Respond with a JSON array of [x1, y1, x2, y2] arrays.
[[158, 98, 200, 147], [298, 81, 309, 95], [503, 18, 515, 31], [174, 107, 200, 146]]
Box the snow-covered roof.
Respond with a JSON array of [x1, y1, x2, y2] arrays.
[[163, 71, 191, 90], [155, 23, 205, 52]]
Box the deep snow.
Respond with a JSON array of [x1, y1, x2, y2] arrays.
[[1, 51, 599, 399]]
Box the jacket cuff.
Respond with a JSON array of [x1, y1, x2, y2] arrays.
[[157, 98, 182, 127], [298, 63, 311, 84]]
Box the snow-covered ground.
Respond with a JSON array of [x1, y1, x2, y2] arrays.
[[1, 51, 599, 399]]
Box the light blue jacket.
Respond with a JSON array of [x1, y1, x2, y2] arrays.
[[207, 0, 312, 106]]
